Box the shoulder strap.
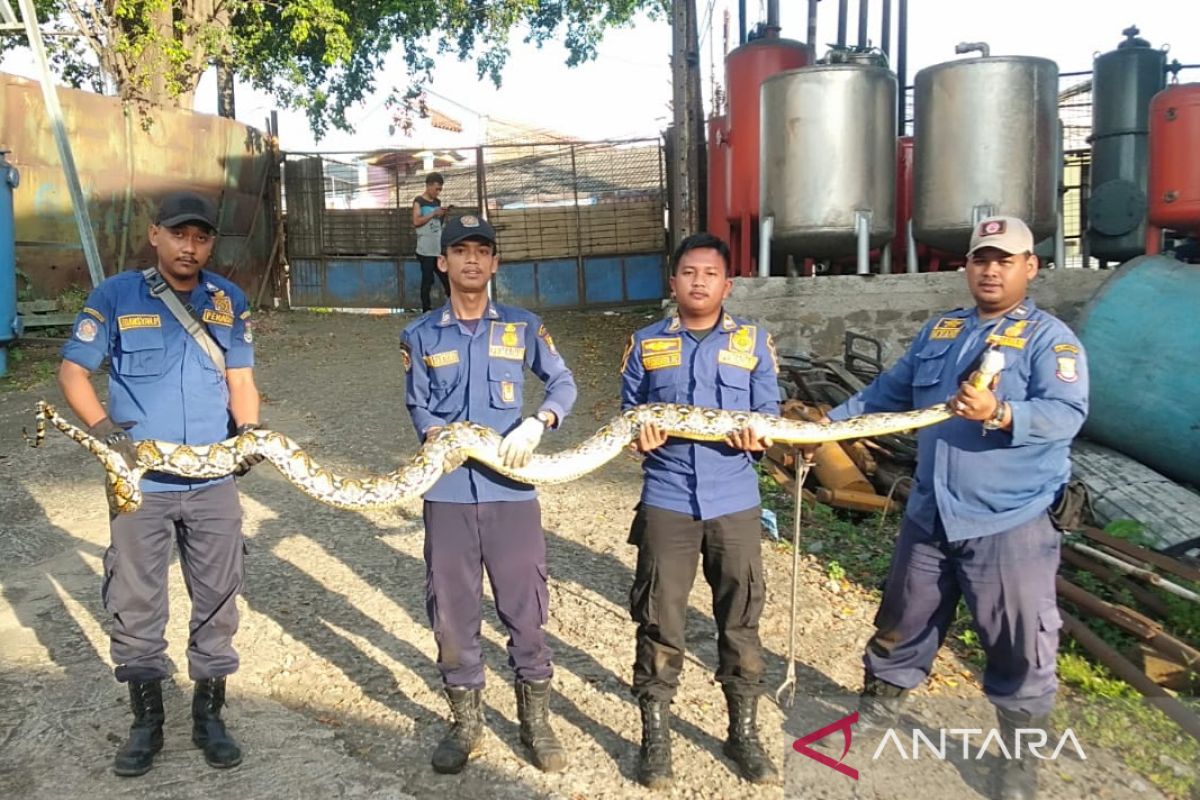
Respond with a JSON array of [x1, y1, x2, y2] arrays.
[[141, 267, 226, 373]]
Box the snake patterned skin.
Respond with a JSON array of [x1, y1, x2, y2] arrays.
[[29, 394, 979, 514]]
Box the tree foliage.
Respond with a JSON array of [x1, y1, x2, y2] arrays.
[[4, 0, 665, 136]]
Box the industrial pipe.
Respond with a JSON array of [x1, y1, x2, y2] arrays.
[[897, 0, 908, 135], [738, 0, 746, 45], [1060, 547, 1171, 620], [1081, 527, 1200, 584], [855, 209, 872, 275], [1056, 577, 1200, 672], [1060, 611, 1200, 744], [906, 218, 918, 273], [0, 151, 18, 379], [955, 41, 990, 58], [858, 0, 869, 48], [880, 242, 892, 273], [1055, 204, 1067, 267], [881, 0, 891, 58], [1068, 541, 1200, 604], [837, 0, 848, 46], [807, 0, 819, 48], [759, 215, 774, 277], [766, 0, 780, 36]]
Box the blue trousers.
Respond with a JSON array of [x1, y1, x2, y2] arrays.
[[865, 512, 1062, 715], [103, 480, 244, 683], [423, 499, 551, 689]]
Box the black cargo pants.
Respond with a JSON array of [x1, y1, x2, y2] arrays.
[[628, 503, 766, 701]]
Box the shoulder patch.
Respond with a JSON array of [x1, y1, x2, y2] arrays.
[[1053, 343, 1079, 354], [82, 306, 106, 323], [400, 341, 412, 373], [74, 317, 98, 343], [1055, 355, 1079, 383], [620, 335, 636, 373], [536, 324, 559, 357]]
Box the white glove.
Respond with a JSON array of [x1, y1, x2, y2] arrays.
[[498, 417, 545, 469]]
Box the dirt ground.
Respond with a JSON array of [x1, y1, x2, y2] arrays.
[[0, 308, 1168, 799]]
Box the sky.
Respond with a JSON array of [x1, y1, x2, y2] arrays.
[[4, 0, 1200, 153]]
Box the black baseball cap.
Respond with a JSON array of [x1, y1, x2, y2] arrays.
[[441, 213, 497, 250], [156, 191, 218, 230]]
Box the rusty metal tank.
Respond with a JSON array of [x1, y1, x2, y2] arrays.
[[723, 38, 812, 224], [760, 63, 897, 258], [1148, 82, 1200, 236], [913, 54, 1059, 254], [706, 115, 731, 248], [1087, 27, 1166, 262]]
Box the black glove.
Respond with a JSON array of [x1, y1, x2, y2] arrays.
[[88, 417, 138, 469], [233, 422, 265, 476]]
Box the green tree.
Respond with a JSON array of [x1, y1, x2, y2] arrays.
[[5, 1, 665, 136]]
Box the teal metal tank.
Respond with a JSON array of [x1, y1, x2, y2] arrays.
[[1076, 255, 1200, 486]]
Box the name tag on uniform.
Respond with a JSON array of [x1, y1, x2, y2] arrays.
[[202, 309, 233, 326], [641, 337, 681, 370], [118, 314, 161, 330], [930, 318, 964, 340], [718, 350, 758, 370], [986, 319, 1038, 350], [488, 321, 526, 360], [424, 350, 460, 368]]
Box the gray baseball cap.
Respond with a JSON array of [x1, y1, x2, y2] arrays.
[[967, 216, 1034, 256]]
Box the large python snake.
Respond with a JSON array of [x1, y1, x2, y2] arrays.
[[28, 381, 993, 515]]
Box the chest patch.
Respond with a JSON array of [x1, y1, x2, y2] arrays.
[[930, 318, 965, 340], [489, 321, 526, 360], [424, 350, 461, 368], [118, 314, 161, 331], [641, 337, 682, 371]]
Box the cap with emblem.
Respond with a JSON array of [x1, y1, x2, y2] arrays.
[[967, 215, 1034, 256], [156, 191, 219, 231], [441, 214, 497, 250]]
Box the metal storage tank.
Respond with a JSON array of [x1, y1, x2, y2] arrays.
[[706, 115, 731, 247], [761, 64, 897, 261], [723, 38, 812, 274], [913, 53, 1059, 254], [1077, 255, 1200, 486], [1087, 27, 1166, 262], [1147, 82, 1200, 247]]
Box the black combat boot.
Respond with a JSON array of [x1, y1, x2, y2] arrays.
[[431, 687, 484, 774], [636, 696, 674, 790], [722, 691, 780, 784], [858, 672, 909, 733], [995, 707, 1049, 800], [113, 680, 165, 777], [192, 677, 243, 768], [515, 679, 567, 772]]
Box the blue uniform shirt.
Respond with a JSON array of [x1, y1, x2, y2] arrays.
[[828, 298, 1089, 540], [620, 311, 781, 521], [61, 269, 256, 493], [402, 301, 577, 503]]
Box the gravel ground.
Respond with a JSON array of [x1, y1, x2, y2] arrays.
[[0, 308, 1168, 799]]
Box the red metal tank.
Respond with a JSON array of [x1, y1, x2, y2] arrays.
[[706, 115, 730, 247], [723, 38, 812, 275], [1148, 83, 1200, 240]]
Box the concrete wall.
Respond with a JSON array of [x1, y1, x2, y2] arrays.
[[722, 269, 1114, 364], [1, 73, 276, 299]]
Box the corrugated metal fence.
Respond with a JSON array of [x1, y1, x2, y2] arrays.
[[284, 139, 667, 310]]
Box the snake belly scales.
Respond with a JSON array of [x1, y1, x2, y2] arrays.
[[29, 399, 969, 515]]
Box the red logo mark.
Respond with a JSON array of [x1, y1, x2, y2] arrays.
[[793, 711, 860, 780]]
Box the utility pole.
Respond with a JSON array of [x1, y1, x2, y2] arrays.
[[670, 0, 702, 252]]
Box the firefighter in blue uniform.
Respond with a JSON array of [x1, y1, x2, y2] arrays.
[[825, 217, 1089, 800], [57, 191, 262, 777], [402, 214, 577, 775], [620, 233, 782, 789]]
